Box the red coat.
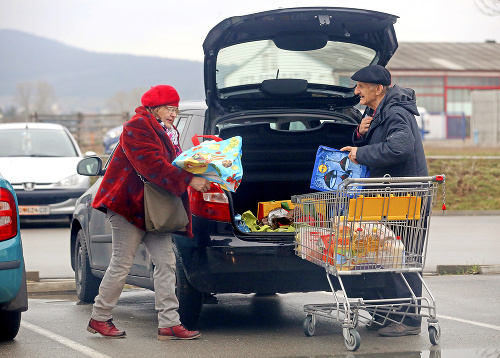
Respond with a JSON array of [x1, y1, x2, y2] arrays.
[[92, 106, 195, 237]]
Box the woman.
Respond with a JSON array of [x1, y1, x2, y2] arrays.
[[87, 85, 210, 340]]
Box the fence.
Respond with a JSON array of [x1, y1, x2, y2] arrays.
[[2, 112, 129, 154]]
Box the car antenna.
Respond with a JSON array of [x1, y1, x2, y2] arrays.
[[276, 69, 279, 79]]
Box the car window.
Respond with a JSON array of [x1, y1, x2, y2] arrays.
[[0, 128, 79, 157], [175, 115, 189, 135], [216, 114, 355, 132], [216, 40, 376, 90]]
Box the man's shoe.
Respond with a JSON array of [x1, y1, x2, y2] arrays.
[[87, 318, 126, 338], [378, 322, 421, 337], [158, 324, 201, 340]]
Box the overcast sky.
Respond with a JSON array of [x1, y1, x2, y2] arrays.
[[1, 0, 499, 62]]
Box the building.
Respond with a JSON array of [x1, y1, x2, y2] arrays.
[[387, 42, 500, 139]]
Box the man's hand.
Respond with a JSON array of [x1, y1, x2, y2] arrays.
[[340, 146, 359, 164], [358, 116, 373, 135]]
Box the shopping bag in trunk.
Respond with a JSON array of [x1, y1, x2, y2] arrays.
[[310, 146, 369, 192], [172, 135, 243, 192]]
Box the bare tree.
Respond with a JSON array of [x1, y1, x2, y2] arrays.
[[475, 0, 500, 15], [15, 82, 34, 114], [35, 81, 56, 114], [15, 81, 56, 115]]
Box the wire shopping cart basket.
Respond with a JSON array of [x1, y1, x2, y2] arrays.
[[292, 175, 446, 351]]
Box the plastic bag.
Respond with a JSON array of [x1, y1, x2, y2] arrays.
[[310, 146, 369, 191], [173, 135, 243, 192]]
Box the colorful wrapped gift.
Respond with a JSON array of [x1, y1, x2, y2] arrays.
[[173, 135, 243, 192]]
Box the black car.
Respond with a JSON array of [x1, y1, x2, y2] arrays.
[[71, 7, 399, 328]]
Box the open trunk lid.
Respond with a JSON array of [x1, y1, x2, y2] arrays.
[[203, 7, 398, 118]]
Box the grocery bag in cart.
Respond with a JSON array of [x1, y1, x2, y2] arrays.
[[310, 146, 369, 192]]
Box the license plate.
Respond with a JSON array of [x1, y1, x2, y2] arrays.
[[19, 206, 51, 215]]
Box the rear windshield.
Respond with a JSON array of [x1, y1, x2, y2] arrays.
[[216, 40, 376, 90], [215, 113, 358, 133], [0, 128, 79, 157]]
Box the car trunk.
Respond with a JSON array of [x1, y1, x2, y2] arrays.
[[218, 119, 357, 233]]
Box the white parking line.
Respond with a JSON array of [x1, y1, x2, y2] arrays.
[[437, 314, 500, 331], [22, 321, 112, 358]]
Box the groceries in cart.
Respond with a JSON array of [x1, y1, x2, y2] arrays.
[[295, 219, 406, 270], [310, 146, 369, 192]]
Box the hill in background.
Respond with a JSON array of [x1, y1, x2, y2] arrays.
[[0, 29, 205, 113]]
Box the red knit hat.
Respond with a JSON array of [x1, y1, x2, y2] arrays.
[[141, 85, 180, 107]]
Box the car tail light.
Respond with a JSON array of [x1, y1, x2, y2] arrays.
[[188, 184, 231, 222], [0, 188, 18, 242]]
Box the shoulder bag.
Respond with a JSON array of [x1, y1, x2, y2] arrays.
[[136, 171, 189, 234]]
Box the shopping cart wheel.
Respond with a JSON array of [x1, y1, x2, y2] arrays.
[[428, 325, 440, 345], [344, 329, 361, 351], [303, 315, 315, 337]]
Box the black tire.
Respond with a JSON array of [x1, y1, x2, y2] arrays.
[[175, 255, 203, 330], [75, 229, 101, 303], [429, 325, 440, 345], [303, 315, 315, 337], [0, 310, 21, 341]]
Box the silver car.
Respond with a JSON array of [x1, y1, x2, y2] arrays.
[[0, 122, 93, 221]]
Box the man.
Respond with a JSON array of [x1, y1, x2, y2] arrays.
[[340, 65, 427, 337]]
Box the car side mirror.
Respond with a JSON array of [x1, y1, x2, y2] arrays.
[[77, 156, 103, 176]]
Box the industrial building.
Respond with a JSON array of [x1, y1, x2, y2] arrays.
[[387, 41, 500, 143]]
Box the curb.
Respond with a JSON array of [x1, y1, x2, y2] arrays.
[[27, 279, 76, 294], [436, 264, 500, 275]]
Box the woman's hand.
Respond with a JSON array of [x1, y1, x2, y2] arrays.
[[189, 176, 211, 192]]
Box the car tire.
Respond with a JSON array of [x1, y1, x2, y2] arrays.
[[0, 310, 21, 341], [175, 254, 203, 330], [75, 229, 101, 303]]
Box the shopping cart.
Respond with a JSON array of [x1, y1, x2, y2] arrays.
[[292, 175, 446, 351]]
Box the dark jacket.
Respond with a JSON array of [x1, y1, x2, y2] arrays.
[[353, 85, 428, 178], [92, 106, 195, 236]]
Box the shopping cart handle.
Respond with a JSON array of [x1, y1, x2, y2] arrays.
[[344, 175, 446, 184]]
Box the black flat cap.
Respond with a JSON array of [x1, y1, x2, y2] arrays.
[[351, 65, 391, 86]]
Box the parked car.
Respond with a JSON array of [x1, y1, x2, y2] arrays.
[[102, 125, 122, 154], [70, 7, 399, 328], [0, 122, 94, 222], [0, 172, 28, 341]]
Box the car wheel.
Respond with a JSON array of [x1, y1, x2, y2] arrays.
[[175, 255, 203, 330], [75, 229, 101, 303], [0, 310, 21, 341]]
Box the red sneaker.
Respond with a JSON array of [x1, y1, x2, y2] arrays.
[[158, 324, 201, 340], [87, 318, 126, 338]]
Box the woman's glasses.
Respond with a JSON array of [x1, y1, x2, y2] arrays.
[[164, 106, 179, 115]]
